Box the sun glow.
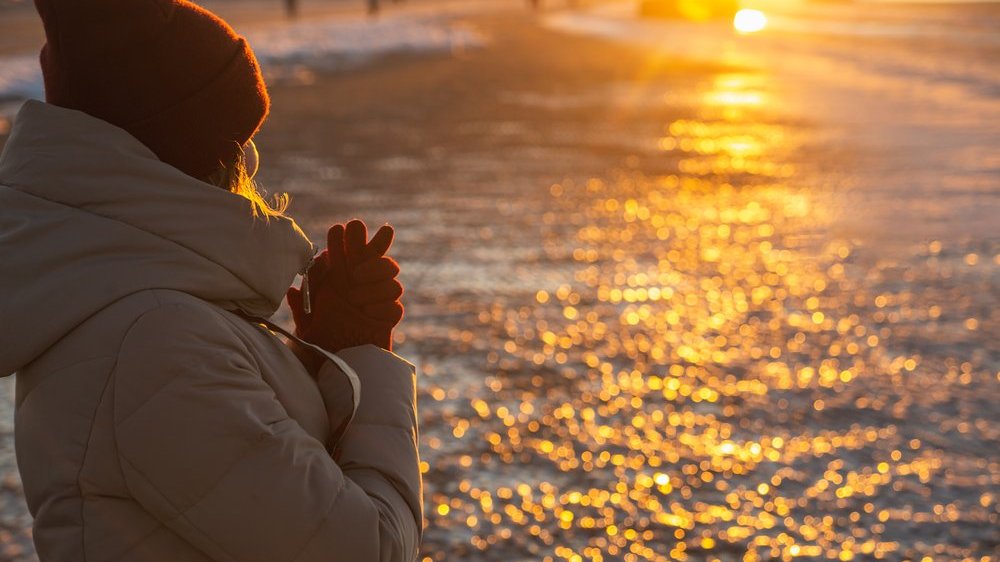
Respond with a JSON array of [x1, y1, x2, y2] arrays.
[[734, 9, 767, 33]]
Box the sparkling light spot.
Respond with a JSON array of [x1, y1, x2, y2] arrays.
[[734, 9, 767, 33]]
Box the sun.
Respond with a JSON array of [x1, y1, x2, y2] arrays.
[[733, 9, 767, 34]]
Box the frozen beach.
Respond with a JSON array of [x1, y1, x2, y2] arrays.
[[1, 0, 997, 560]]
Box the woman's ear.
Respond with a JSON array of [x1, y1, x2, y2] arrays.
[[244, 139, 260, 178]]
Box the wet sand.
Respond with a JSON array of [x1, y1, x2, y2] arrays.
[[1, 4, 998, 561]]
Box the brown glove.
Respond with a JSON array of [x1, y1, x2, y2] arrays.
[[287, 220, 404, 354]]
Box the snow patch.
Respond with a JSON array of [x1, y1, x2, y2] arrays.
[[0, 53, 43, 102], [249, 13, 483, 80]]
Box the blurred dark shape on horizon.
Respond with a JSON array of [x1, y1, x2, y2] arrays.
[[365, 0, 403, 16], [274, 0, 408, 19]]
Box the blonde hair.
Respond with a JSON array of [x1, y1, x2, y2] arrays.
[[206, 149, 289, 219]]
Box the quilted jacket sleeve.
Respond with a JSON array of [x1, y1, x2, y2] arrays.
[[316, 345, 423, 555], [112, 303, 421, 562]]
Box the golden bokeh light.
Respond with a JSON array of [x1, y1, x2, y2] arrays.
[[405, 10, 997, 560], [733, 9, 768, 34], [415, 71, 997, 559]]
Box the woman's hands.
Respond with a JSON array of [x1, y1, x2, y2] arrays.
[[287, 220, 404, 365]]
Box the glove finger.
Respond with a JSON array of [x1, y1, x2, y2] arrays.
[[327, 224, 347, 266], [325, 225, 350, 292], [351, 256, 400, 285], [286, 287, 307, 332], [287, 285, 302, 312], [364, 224, 394, 260], [363, 300, 404, 323], [348, 279, 404, 306], [306, 249, 333, 290], [345, 219, 368, 269]]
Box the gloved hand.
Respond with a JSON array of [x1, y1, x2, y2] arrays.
[[287, 219, 404, 356]]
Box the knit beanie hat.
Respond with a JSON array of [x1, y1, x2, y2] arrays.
[[35, 0, 270, 180]]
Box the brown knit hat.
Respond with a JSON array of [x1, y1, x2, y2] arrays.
[[35, 0, 270, 180]]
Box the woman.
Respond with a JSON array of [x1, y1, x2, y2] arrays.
[[0, 1, 421, 561]]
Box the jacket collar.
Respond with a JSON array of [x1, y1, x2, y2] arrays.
[[0, 100, 314, 376]]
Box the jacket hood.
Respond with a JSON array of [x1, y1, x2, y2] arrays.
[[0, 100, 315, 377]]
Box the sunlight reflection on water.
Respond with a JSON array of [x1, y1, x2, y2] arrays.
[[416, 71, 998, 562]]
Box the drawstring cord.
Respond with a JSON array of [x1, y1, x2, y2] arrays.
[[231, 308, 361, 451], [300, 253, 316, 315]]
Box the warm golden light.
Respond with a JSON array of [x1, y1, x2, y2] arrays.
[[390, 7, 995, 561], [733, 9, 767, 33]]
